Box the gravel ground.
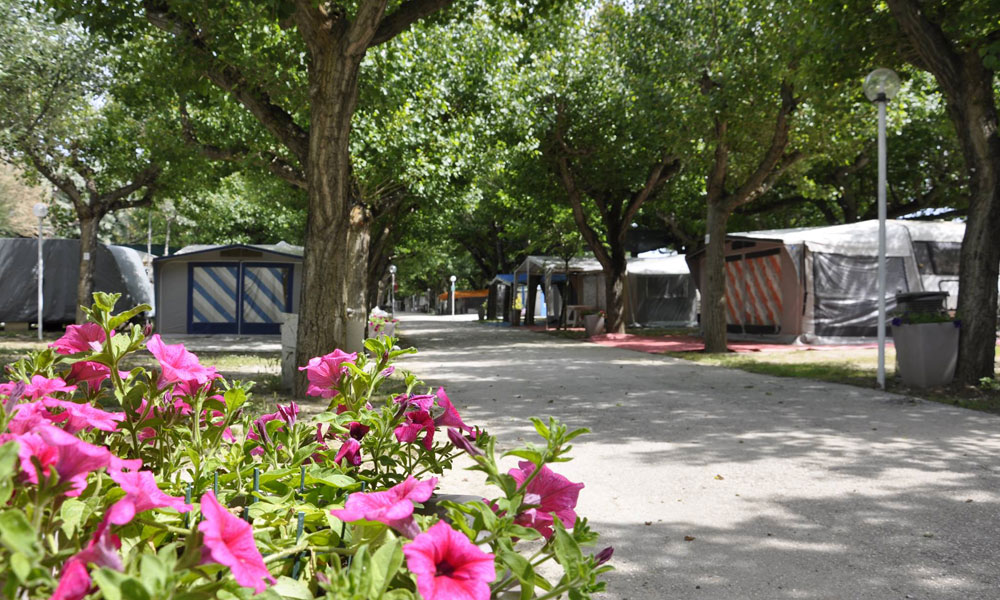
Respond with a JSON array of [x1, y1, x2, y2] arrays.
[[396, 312, 1000, 600]]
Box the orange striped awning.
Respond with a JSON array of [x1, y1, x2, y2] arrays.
[[437, 289, 489, 301]]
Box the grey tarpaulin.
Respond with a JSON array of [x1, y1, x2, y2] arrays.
[[0, 238, 153, 323]]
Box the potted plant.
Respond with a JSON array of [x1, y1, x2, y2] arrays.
[[891, 310, 960, 387], [368, 306, 399, 338], [583, 309, 606, 337]]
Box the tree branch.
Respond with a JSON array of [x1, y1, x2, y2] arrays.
[[728, 81, 800, 210], [143, 0, 310, 164], [368, 0, 456, 48], [885, 0, 962, 96], [624, 151, 681, 227], [97, 164, 162, 210]]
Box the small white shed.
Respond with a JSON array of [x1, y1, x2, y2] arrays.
[[153, 243, 303, 335]]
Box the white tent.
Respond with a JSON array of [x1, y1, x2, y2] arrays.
[[687, 219, 965, 341], [511, 253, 698, 326]]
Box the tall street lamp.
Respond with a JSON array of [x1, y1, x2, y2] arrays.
[[388, 264, 397, 314], [32, 202, 48, 340], [864, 67, 901, 390], [449, 275, 457, 316]]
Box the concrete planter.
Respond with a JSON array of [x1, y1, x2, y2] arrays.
[[892, 321, 959, 387], [583, 314, 605, 337]]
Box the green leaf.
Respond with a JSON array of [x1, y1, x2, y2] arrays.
[[307, 468, 356, 489], [551, 519, 583, 577], [92, 568, 150, 600], [59, 498, 90, 538], [503, 448, 544, 464], [92, 292, 120, 312], [531, 417, 550, 440], [10, 551, 31, 582], [0, 441, 18, 504], [225, 388, 247, 412], [0, 509, 38, 558], [271, 575, 313, 600], [368, 537, 404, 598], [108, 303, 152, 331], [499, 550, 536, 600]]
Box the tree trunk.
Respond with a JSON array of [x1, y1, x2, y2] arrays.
[[702, 202, 730, 352], [603, 253, 628, 334], [950, 57, 1000, 384], [295, 49, 370, 394], [76, 211, 103, 323]]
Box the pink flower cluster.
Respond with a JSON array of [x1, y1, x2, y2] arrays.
[[393, 387, 474, 453], [298, 349, 357, 399]]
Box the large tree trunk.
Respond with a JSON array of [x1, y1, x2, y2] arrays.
[[886, 0, 1000, 384], [76, 211, 103, 323], [604, 252, 628, 334], [950, 56, 1000, 384], [702, 202, 730, 352], [295, 48, 370, 393]]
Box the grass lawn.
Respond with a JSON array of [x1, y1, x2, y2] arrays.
[[531, 324, 1000, 414]]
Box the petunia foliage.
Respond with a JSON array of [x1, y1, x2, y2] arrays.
[[0, 293, 611, 599]]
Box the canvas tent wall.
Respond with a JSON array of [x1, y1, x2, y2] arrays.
[[513, 254, 698, 327], [153, 243, 302, 335], [0, 238, 152, 325], [626, 254, 699, 326], [686, 220, 933, 341], [898, 220, 965, 309]]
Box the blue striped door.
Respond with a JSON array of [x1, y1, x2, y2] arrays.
[[241, 265, 292, 334], [189, 265, 239, 333]]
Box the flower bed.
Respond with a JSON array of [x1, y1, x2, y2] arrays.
[[0, 293, 611, 599]]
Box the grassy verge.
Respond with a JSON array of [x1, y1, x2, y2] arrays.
[[671, 348, 1000, 414]]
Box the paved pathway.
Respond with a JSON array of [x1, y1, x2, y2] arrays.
[[397, 313, 1000, 600]]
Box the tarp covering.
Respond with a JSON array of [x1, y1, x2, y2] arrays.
[[0, 238, 153, 323], [734, 220, 917, 257]]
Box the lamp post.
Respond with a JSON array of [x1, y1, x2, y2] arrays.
[[32, 203, 48, 340], [388, 264, 397, 315], [449, 275, 457, 316], [864, 67, 901, 390]]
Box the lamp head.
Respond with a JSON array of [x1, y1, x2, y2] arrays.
[[389, 265, 397, 275], [32, 203, 48, 218], [863, 68, 901, 102], [449, 275, 457, 283]]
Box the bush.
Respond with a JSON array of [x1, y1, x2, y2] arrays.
[[0, 293, 611, 599]]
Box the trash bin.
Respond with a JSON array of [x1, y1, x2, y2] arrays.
[[894, 291, 949, 314]]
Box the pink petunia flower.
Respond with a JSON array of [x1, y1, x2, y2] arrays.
[[107, 470, 192, 525], [331, 476, 437, 539], [446, 428, 482, 457], [50, 557, 92, 600], [334, 438, 362, 466], [508, 461, 585, 539], [146, 334, 218, 390], [5, 425, 111, 496], [41, 398, 124, 434], [394, 410, 435, 450], [18, 375, 76, 400], [433, 388, 470, 431], [51, 516, 123, 600], [6, 401, 54, 434], [403, 520, 496, 600], [297, 349, 357, 399], [50, 323, 107, 355], [393, 393, 435, 412], [64, 361, 121, 392], [197, 491, 276, 593]]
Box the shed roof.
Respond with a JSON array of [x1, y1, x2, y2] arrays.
[[154, 242, 304, 263]]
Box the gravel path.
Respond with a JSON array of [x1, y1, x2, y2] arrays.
[[397, 313, 1000, 600]]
